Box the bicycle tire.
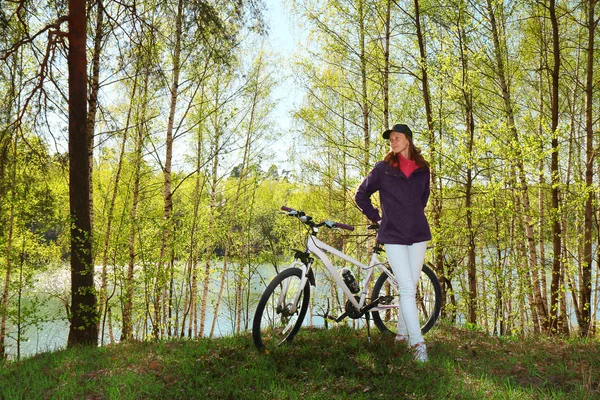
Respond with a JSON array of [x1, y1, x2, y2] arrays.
[[371, 264, 442, 336], [252, 267, 311, 351]]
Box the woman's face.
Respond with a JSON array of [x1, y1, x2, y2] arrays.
[[389, 131, 409, 155]]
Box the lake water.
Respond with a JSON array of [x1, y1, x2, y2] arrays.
[[6, 260, 596, 360], [3, 262, 357, 359]]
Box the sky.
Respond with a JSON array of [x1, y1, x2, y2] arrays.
[[265, 0, 298, 55], [263, 0, 304, 169]]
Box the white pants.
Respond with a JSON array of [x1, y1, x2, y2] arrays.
[[385, 242, 428, 346]]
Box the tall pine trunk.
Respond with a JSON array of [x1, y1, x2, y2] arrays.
[[68, 0, 98, 347]]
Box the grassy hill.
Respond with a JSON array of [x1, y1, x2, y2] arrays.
[[1, 323, 598, 399]]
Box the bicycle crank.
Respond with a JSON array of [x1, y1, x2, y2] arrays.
[[334, 295, 393, 322], [344, 296, 362, 319]]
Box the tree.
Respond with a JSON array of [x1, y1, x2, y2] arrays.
[[412, 0, 445, 318], [67, 0, 98, 347], [152, 0, 185, 339], [581, 0, 597, 337], [547, 0, 562, 334]]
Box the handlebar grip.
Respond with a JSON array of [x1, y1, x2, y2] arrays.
[[281, 206, 294, 212], [334, 223, 355, 231]]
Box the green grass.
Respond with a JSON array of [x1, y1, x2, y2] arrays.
[[1, 323, 599, 399]]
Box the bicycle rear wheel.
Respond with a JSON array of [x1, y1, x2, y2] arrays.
[[371, 264, 441, 336], [252, 267, 310, 352]]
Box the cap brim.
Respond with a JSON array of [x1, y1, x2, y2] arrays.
[[382, 130, 392, 139]]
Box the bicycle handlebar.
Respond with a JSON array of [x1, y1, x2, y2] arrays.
[[333, 222, 355, 231], [280, 206, 355, 231]]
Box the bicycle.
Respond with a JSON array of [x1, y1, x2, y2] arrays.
[[252, 206, 442, 352]]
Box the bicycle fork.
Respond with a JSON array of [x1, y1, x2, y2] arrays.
[[284, 260, 313, 314]]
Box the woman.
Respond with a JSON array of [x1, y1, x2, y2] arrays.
[[355, 123, 431, 362]]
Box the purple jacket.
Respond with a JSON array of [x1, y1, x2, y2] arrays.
[[355, 161, 432, 245]]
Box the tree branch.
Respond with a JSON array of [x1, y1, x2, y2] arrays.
[[0, 16, 68, 62]]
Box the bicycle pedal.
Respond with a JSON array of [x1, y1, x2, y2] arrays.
[[325, 314, 347, 322], [378, 295, 394, 305], [335, 312, 348, 322]]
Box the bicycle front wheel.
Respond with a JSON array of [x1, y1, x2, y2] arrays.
[[371, 264, 442, 336], [252, 267, 310, 352]]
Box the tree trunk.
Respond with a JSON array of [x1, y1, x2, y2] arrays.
[[87, 0, 105, 233], [581, 0, 597, 337], [413, 0, 443, 304], [358, 0, 370, 176], [153, 0, 184, 338], [240, 172, 260, 332], [182, 109, 206, 338], [537, 27, 550, 308], [16, 241, 26, 360], [88, 0, 106, 341], [457, 13, 477, 325], [100, 72, 137, 343], [383, 0, 391, 130], [492, 196, 506, 335], [559, 63, 579, 336], [67, 0, 98, 347], [121, 56, 151, 341], [0, 132, 16, 359], [190, 125, 207, 337], [199, 86, 222, 338], [548, 0, 562, 334], [0, 53, 18, 359], [511, 166, 541, 332]]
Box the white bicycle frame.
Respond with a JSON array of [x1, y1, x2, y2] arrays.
[[288, 233, 397, 315]]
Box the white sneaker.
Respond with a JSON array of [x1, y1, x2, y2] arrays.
[[412, 342, 428, 363]]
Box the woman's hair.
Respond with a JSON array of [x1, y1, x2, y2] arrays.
[[383, 137, 430, 168]]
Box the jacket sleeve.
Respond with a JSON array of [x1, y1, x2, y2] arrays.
[[355, 164, 382, 223], [421, 170, 431, 207]]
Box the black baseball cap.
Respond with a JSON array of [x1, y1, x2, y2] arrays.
[[383, 124, 413, 140]]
